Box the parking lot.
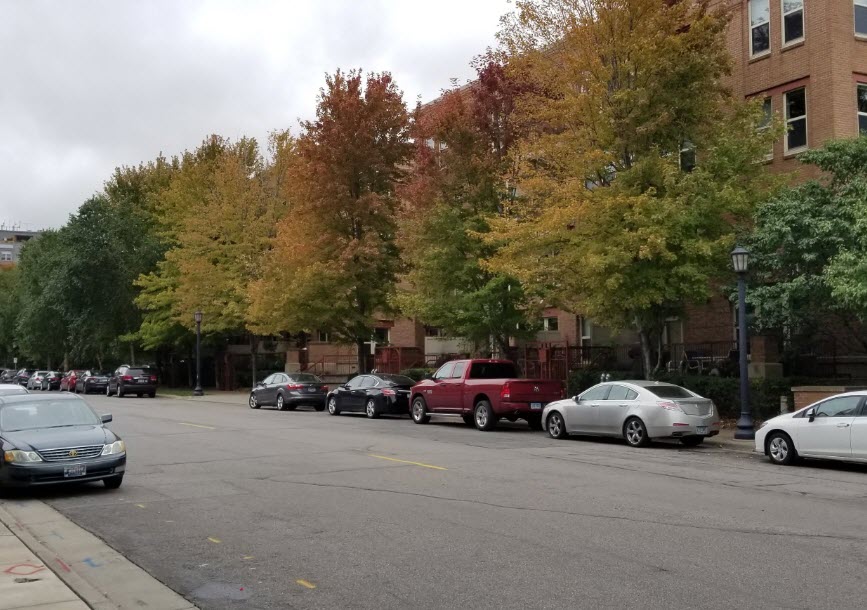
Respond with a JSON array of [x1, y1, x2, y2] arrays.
[[17, 393, 867, 609]]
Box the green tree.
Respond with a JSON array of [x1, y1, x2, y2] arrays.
[[0, 268, 20, 366], [749, 138, 867, 351], [249, 70, 411, 373], [483, 0, 780, 377]]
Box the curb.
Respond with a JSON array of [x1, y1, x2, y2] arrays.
[[0, 499, 196, 610]]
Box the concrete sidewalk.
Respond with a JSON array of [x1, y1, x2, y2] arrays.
[[163, 390, 248, 405], [0, 500, 195, 610], [705, 427, 759, 454], [0, 520, 88, 610]]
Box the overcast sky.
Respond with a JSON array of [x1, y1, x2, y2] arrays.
[[0, 0, 512, 230]]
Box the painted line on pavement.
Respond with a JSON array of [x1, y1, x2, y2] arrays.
[[179, 422, 216, 430], [296, 579, 316, 589], [367, 454, 447, 471], [207, 537, 221, 544]]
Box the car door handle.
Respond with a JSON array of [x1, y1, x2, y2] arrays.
[[619, 404, 628, 408], [837, 422, 851, 428]]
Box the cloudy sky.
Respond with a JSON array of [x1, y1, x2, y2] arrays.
[[0, 0, 512, 230]]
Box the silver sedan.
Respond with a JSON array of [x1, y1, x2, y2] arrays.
[[541, 380, 720, 447]]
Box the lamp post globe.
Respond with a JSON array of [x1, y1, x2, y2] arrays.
[[731, 246, 753, 440], [193, 310, 204, 397]]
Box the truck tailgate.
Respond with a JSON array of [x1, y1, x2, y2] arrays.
[[503, 380, 562, 403]]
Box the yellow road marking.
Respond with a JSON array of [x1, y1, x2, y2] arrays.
[[243, 556, 254, 560], [135, 504, 146, 509], [296, 579, 316, 589], [368, 454, 447, 471], [179, 422, 216, 430], [208, 537, 221, 544]]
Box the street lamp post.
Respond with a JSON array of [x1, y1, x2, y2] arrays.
[[193, 310, 203, 397], [731, 246, 753, 440]]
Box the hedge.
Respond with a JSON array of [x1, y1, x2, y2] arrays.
[[399, 368, 436, 381], [566, 369, 793, 421]]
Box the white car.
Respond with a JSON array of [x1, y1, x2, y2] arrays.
[[0, 384, 29, 396], [755, 391, 867, 465], [541, 380, 720, 447]]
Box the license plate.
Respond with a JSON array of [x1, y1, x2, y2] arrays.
[[696, 426, 708, 435], [530, 402, 543, 410], [137, 379, 147, 383], [64, 464, 87, 478], [307, 387, 317, 392]]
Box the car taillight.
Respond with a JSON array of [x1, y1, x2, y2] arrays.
[[122, 375, 133, 381], [150, 375, 157, 382], [320, 385, 329, 392], [657, 401, 682, 412], [500, 382, 511, 400], [382, 388, 396, 396], [86, 377, 94, 381], [286, 383, 303, 390]]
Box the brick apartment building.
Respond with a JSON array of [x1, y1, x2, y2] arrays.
[[0, 228, 40, 269]]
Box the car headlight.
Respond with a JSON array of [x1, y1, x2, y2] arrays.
[[4, 450, 43, 463], [101, 440, 126, 456]]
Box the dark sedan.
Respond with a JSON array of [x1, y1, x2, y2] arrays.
[[0, 393, 126, 488], [326, 373, 414, 418], [75, 371, 111, 394], [249, 372, 329, 411], [14, 369, 35, 387], [41, 371, 63, 391]]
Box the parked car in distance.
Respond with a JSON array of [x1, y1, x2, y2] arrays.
[[250, 372, 329, 411], [108, 365, 158, 398], [75, 371, 111, 395], [14, 369, 35, 387], [327, 373, 415, 418], [0, 384, 28, 396], [409, 359, 563, 431], [60, 370, 87, 392], [41, 371, 63, 391], [0, 393, 125, 488], [756, 391, 867, 466], [26, 371, 48, 391], [542, 380, 720, 447]]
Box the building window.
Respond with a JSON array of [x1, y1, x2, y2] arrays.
[[580, 317, 592, 348], [784, 88, 807, 152], [0, 252, 11, 262], [424, 326, 445, 338], [759, 97, 774, 159], [859, 85, 867, 134], [542, 316, 559, 332], [373, 328, 389, 345], [856, 0, 867, 36], [679, 141, 696, 172], [316, 331, 329, 343], [782, 0, 804, 45], [749, 0, 771, 56]]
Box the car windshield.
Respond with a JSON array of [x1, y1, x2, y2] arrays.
[[645, 385, 694, 399], [468, 362, 518, 379], [0, 399, 101, 432], [380, 374, 415, 386], [287, 373, 322, 382], [128, 368, 156, 376]]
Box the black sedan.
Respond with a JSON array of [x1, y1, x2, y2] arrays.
[[41, 371, 63, 391], [249, 373, 328, 411], [75, 371, 111, 394], [0, 393, 126, 488], [326, 374, 414, 418]]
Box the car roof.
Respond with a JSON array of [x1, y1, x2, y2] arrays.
[[0, 393, 83, 407], [611, 380, 683, 388], [0, 384, 26, 390]]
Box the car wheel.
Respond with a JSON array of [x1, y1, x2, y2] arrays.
[[767, 432, 797, 465], [365, 398, 380, 419], [136, 393, 142, 398], [411, 397, 430, 424], [249, 393, 260, 409], [106, 385, 111, 397], [103, 475, 123, 489], [527, 415, 544, 431], [117, 385, 124, 398], [314, 403, 326, 412], [277, 394, 286, 411], [624, 417, 650, 447], [680, 436, 704, 447], [148, 391, 156, 398], [461, 414, 474, 426], [547, 411, 568, 439], [327, 396, 341, 416], [474, 400, 497, 431]]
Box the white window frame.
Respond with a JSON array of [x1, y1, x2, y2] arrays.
[[542, 316, 559, 332], [856, 0, 867, 37], [749, 0, 772, 57], [759, 97, 774, 160], [316, 331, 329, 343], [0, 252, 11, 262], [784, 88, 808, 154], [781, 0, 805, 47], [580, 317, 592, 348], [858, 84, 867, 134]]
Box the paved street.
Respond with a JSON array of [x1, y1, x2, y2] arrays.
[[16, 393, 867, 609]]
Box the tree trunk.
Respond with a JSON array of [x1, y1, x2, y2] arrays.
[[637, 324, 653, 380], [250, 335, 259, 389], [356, 337, 367, 374], [129, 343, 136, 366]]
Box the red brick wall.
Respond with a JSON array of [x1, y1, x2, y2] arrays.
[[390, 318, 425, 350], [683, 294, 733, 344]]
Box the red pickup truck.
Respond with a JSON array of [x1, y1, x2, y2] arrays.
[[409, 359, 564, 431]]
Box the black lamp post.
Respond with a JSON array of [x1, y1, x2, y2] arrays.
[[193, 310, 203, 397], [731, 246, 753, 440]]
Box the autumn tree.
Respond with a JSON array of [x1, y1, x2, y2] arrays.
[[398, 61, 537, 354], [248, 70, 410, 373], [0, 268, 20, 366], [484, 0, 779, 377]]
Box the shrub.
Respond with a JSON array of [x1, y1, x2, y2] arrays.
[[400, 368, 435, 382]]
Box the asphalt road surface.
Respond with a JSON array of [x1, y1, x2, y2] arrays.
[[21, 394, 867, 609]]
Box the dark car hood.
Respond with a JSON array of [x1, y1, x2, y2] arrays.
[[1, 425, 111, 451]]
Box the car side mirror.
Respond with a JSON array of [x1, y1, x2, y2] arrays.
[[101, 414, 113, 424], [807, 408, 816, 422], [573, 396, 581, 403], [256, 381, 265, 388]]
